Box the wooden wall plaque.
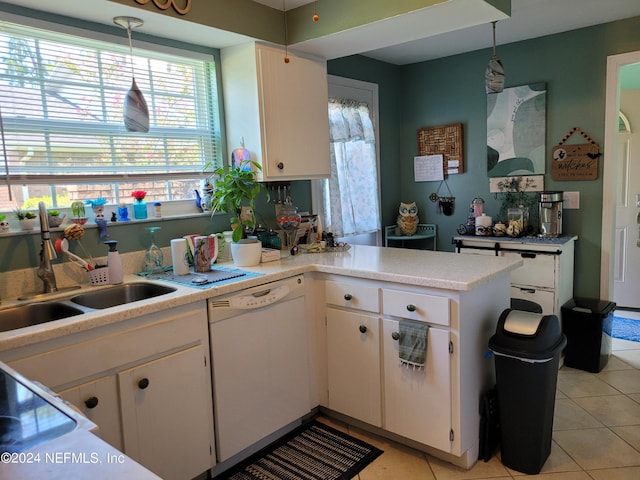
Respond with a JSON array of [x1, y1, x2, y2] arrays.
[[417, 123, 464, 175], [551, 128, 600, 180]]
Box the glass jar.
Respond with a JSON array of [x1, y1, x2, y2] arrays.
[[133, 199, 148, 220]]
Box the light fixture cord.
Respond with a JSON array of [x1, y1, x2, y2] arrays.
[[283, 0, 289, 60], [0, 105, 12, 201], [492, 21, 497, 57], [126, 24, 135, 79]]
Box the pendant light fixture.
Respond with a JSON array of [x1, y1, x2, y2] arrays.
[[485, 21, 505, 94], [114, 16, 149, 132]]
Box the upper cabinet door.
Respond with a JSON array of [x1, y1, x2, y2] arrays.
[[222, 42, 331, 181]]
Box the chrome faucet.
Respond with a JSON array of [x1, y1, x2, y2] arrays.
[[37, 201, 58, 294]]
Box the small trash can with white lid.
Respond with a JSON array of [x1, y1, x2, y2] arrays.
[[488, 308, 567, 474]]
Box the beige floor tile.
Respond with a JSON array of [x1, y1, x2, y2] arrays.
[[573, 394, 640, 426], [427, 454, 510, 480], [587, 466, 640, 480], [601, 355, 634, 371], [629, 393, 640, 404], [556, 372, 620, 398], [512, 473, 594, 480], [553, 428, 640, 470], [598, 369, 640, 394], [357, 441, 434, 480], [553, 398, 603, 430], [611, 425, 640, 451]]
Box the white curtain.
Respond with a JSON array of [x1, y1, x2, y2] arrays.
[[323, 98, 380, 238]]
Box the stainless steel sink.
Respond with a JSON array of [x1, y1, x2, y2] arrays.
[[0, 302, 85, 333], [70, 282, 176, 309]]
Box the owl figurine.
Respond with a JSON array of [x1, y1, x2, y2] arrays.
[[397, 201, 419, 236]]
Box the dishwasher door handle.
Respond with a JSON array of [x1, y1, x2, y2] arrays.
[[226, 284, 291, 309]]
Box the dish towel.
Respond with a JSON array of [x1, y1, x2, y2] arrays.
[[398, 319, 429, 370]]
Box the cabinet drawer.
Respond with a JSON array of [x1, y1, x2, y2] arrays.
[[325, 280, 379, 313], [510, 286, 555, 315], [504, 251, 555, 288], [382, 289, 449, 326]]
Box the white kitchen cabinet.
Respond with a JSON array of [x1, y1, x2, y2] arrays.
[[453, 236, 576, 315], [210, 294, 310, 462], [221, 42, 330, 181], [58, 375, 122, 451], [2, 302, 215, 479], [326, 308, 381, 427], [382, 318, 451, 452], [119, 345, 212, 480], [320, 272, 509, 468]]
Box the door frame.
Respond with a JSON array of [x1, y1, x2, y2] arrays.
[[600, 50, 640, 300]]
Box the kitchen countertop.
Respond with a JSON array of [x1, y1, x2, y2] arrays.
[[452, 234, 578, 246], [0, 245, 522, 352]]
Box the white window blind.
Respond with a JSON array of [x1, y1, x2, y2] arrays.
[[0, 19, 220, 208]]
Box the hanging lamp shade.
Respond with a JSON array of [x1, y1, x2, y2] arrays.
[[114, 16, 149, 132], [485, 21, 505, 94]]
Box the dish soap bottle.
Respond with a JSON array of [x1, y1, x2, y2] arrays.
[[104, 240, 123, 284]]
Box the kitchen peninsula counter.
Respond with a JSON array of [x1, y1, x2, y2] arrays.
[[0, 245, 522, 352]]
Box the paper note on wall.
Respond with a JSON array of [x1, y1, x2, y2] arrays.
[[414, 154, 444, 182]]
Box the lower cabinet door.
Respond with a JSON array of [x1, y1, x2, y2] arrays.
[[59, 375, 122, 451], [118, 345, 215, 480], [326, 308, 382, 427], [382, 318, 452, 452]]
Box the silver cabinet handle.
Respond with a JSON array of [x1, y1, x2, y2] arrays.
[[391, 331, 400, 341], [406, 304, 416, 312], [359, 324, 367, 333], [344, 293, 353, 301]]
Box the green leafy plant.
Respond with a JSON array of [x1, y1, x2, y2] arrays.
[[48, 209, 60, 216], [207, 160, 267, 242], [70, 201, 86, 218], [14, 208, 36, 220]]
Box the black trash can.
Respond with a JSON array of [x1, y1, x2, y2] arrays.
[[489, 308, 566, 474], [561, 298, 616, 373]]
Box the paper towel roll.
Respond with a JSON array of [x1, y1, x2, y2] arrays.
[[171, 238, 190, 275]]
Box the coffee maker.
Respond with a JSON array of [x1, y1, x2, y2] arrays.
[[538, 191, 563, 237]]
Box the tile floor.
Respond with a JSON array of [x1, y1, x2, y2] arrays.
[[320, 333, 640, 480]]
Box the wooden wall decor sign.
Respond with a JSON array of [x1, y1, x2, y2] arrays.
[[134, 0, 191, 15], [551, 127, 600, 180], [417, 123, 464, 175]]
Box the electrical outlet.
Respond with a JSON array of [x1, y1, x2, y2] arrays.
[[563, 191, 580, 209]]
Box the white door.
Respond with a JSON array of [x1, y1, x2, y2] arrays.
[[614, 92, 640, 308], [312, 75, 381, 246]]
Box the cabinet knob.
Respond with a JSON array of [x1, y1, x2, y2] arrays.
[[359, 324, 367, 333], [344, 293, 353, 301], [406, 304, 416, 312], [277, 162, 284, 170], [138, 378, 150, 390], [84, 396, 99, 409], [391, 331, 400, 341]]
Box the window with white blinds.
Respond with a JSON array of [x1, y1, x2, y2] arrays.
[[0, 19, 221, 210]]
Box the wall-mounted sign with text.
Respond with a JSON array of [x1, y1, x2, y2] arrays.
[[551, 127, 600, 181]]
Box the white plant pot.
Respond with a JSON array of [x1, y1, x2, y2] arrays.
[[19, 218, 36, 231], [230, 239, 262, 267]]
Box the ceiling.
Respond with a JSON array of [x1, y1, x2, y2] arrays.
[[2, 0, 640, 65]]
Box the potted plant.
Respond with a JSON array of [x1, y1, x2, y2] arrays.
[[14, 208, 37, 231], [47, 209, 66, 227], [208, 160, 267, 266], [70, 201, 88, 225]]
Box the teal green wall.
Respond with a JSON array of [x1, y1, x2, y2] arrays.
[[328, 16, 640, 299]]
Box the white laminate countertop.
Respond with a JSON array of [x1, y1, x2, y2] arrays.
[[0, 245, 522, 352]]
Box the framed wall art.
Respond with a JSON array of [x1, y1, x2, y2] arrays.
[[487, 83, 546, 177]]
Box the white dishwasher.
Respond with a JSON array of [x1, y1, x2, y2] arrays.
[[208, 275, 310, 463]]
